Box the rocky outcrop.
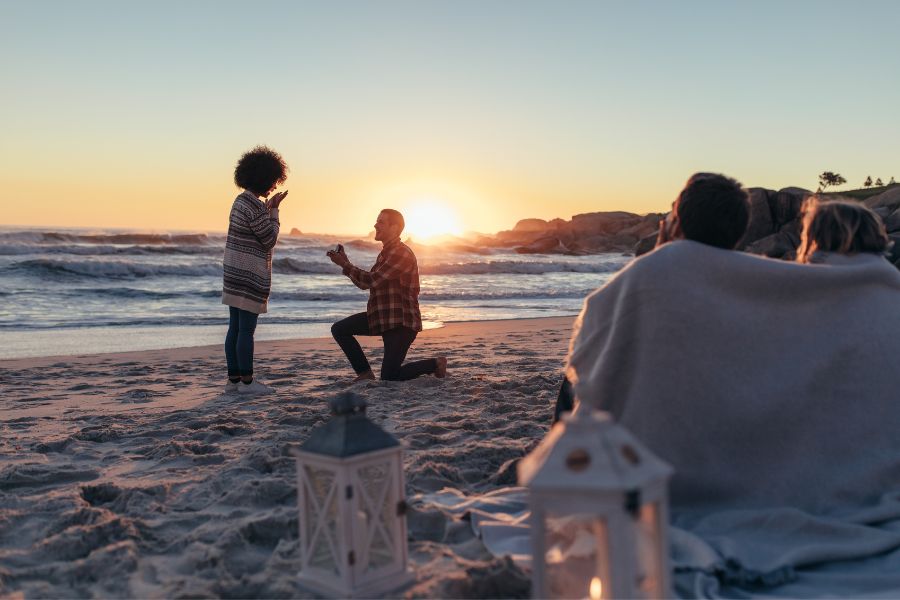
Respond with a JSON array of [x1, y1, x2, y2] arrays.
[[865, 186, 900, 211], [569, 211, 636, 235], [884, 208, 900, 232], [483, 184, 900, 268], [489, 211, 664, 255], [741, 186, 900, 266], [629, 186, 814, 258], [742, 188, 775, 243], [637, 185, 900, 269], [866, 187, 900, 268], [735, 187, 811, 259], [512, 218, 551, 233], [514, 236, 569, 254]]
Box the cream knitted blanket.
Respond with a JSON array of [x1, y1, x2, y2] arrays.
[[564, 240, 900, 596], [568, 240, 900, 513]]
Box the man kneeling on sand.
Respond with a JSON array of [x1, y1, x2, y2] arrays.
[[327, 209, 448, 382]]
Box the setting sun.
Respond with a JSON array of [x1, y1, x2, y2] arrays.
[[402, 200, 464, 240]]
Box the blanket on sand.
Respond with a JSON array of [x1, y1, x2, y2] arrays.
[[418, 487, 900, 598], [559, 240, 900, 596]]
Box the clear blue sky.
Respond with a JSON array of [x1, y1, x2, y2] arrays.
[[1, 0, 898, 234]]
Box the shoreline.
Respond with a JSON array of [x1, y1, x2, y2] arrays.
[[0, 315, 577, 368]]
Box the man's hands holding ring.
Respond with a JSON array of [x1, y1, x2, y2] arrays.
[[327, 246, 350, 268]]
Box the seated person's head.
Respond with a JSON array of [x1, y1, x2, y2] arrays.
[[234, 146, 288, 197], [668, 173, 750, 249], [796, 198, 890, 263]]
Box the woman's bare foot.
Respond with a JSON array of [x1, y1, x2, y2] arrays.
[[435, 357, 448, 378], [353, 370, 376, 382]]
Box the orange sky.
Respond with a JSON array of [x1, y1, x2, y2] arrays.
[[3, 2, 899, 237], [2, 150, 672, 237]]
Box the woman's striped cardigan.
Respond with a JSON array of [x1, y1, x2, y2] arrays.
[[222, 191, 280, 314]]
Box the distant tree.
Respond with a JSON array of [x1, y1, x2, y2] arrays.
[[818, 171, 847, 190], [891, 177, 896, 185], [864, 175, 873, 187], [875, 177, 884, 186]]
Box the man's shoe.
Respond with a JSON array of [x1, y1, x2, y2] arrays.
[[224, 381, 239, 394], [237, 379, 274, 395], [435, 357, 448, 378]]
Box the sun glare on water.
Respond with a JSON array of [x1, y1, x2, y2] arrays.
[[402, 200, 463, 241]]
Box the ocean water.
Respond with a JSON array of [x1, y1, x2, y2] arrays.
[[0, 227, 631, 359]]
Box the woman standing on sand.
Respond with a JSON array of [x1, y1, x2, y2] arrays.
[[222, 146, 289, 395]]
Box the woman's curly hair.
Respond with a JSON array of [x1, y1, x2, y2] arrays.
[[233, 146, 288, 196]]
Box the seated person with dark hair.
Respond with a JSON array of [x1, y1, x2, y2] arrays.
[[553, 172, 749, 421], [658, 172, 750, 249]]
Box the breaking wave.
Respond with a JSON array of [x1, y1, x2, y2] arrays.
[[8, 257, 625, 279]]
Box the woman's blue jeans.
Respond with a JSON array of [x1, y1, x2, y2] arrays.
[[225, 306, 259, 377]]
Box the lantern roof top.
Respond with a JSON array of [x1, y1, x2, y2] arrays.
[[297, 392, 400, 457], [518, 410, 672, 492]]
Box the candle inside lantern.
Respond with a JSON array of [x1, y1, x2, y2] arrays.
[[589, 577, 603, 600], [518, 410, 673, 599], [634, 502, 662, 596]]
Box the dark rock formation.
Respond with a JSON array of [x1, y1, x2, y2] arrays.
[[868, 188, 900, 269], [744, 228, 800, 259], [548, 218, 568, 230], [569, 211, 636, 235], [288, 228, 303, 236], [514, 236, 568, 254], [884, 208, 900, 233], [865, 186, 900, 211], [512, 218, 550, 233], [742, 188, 775, 244], [480, 184, 900, 269], [769, 187, 810, 228], [736, 187, 810, 257], [487, 210, 664, 255]]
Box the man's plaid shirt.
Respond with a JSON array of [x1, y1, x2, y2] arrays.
[[343, 238, 423, 335]]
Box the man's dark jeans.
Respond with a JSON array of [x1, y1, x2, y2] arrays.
[[331, 312, 437, 381]]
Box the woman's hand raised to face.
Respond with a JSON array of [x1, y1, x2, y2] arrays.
[[266, 190, 289, 211]]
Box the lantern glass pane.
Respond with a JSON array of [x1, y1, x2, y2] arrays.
[[304, 465, 340, 576], [357, 461, 396, 572], [543, 512, 608, 599], [635, 502, 663, 597]]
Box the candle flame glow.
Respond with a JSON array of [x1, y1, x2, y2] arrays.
[[590, 577, 603, 600]]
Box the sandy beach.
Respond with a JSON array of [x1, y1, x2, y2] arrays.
[[0, 316, 572, 598]]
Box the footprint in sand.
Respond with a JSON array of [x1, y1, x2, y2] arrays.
[[118, 389, 163, 404], [0, 463, 101, 491]]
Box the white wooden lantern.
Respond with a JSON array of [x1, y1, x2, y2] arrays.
[[518, 408, 673, 599], [292, 392, 412, 598]]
